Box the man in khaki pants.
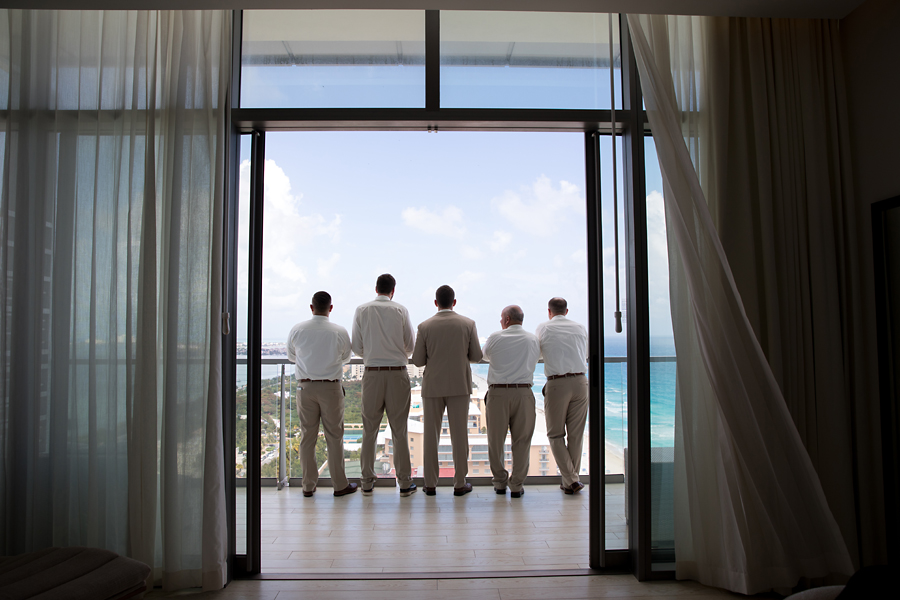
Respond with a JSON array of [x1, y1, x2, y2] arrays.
[[482, 305, 540, 498], [412, 285, 482, 497], [286, 291, 358, 498], [352, 274, 417, 497], [536, 297, 589, 494]]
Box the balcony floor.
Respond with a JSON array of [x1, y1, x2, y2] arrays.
[[237, 483, 626, 574]]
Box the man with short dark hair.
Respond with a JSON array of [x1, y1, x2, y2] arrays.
[[286, 291, 357, 498], [412, 285, 482, 496], [352, 274, 417, 496], [482, 305, 540, 498], [536, 297, 589, 494]]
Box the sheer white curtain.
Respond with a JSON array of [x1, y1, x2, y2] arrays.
[[0, 10, 229, 592], [627, 14, 857, 594]]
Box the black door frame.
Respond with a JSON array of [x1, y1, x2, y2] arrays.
[[224, 8, 654, 580]]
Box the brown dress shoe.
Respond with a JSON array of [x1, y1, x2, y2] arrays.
[[303, 487, 316, 497], [424, 487, 436, 496], [453, 483, 473, 496], [570, 481, 585, 493], [333, 483, 358, 497]]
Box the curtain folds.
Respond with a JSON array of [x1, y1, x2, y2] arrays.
[[627, 14, 858, 594], [0, 10, 230, 592]]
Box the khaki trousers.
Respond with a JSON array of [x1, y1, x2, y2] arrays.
[[485, 387, 536, 493], [297, 381, 348, 493], [423, 395, 470, 488], [360, 369, 412, 489], [543, 375, 589, 488]]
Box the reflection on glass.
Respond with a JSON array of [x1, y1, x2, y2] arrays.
[[601, 134, 628, 550], [646, 137, 676, 568], [441, 11, 621, 109], [235, 135, 251, 555], [240, 10, 425, 108]]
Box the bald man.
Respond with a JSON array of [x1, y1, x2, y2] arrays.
[[481, 305, 540, 498]]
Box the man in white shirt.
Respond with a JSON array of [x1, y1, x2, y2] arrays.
[[482, 305, 540, 498], [535, 297, 589, 494], [286, 291, 357, 498], [352, 274, 417, 497]]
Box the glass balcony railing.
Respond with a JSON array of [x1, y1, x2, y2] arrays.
[[235, 354, 676, 490]]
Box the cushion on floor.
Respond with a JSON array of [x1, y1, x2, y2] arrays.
[[0, 547, 150, 600]]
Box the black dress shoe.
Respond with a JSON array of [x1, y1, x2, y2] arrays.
[[510, 489, 525, 498], [495, 487, 507, 495], [570, 481, 585, 494], [303, 487, 316, 497], [333, 483, 358, 497], [424, 486, 436, 496], [453, 483, 473, 496], [400, 483, 417, 497]]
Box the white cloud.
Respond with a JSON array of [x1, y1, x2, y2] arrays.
[[492, 175, 584, 236], [489, 230, 512, 253], [460, 245, 483, 260], [317, 253, 341, 277], [401, 205, 466, 238], [238, 159, 343, 327], [452, 270, 485, 291]]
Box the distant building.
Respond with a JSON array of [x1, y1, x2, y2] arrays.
[[380, 383, 590, 480]]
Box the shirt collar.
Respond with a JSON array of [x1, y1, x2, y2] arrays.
[[438, 309, 453, 313], [505, 324, 524, 331], [550, 314, 567, 321], [375, 294, 391, 302], [311, 315, 329, 321]]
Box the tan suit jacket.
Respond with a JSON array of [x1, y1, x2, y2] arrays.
[[412, 311, 482, 397]]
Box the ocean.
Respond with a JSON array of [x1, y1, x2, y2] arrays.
[[238, 336, 677, 451]]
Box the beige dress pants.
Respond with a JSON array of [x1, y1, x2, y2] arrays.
[[423, 395, 470, 489], [297, 381, 348, 493], [360, 369, 412, 489], [543, 375, 588, 488], [485, 387, 536, 493]]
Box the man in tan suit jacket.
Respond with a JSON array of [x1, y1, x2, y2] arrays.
[[412, 285, 483, 496]]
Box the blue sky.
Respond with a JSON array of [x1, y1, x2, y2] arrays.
[[236, 131, 670, 347]]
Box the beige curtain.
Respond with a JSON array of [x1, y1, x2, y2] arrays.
[[0, 10, 230, 592], [628, 14, 864, 594]]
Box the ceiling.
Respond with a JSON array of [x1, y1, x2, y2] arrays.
[[0, 1, 871, 20]]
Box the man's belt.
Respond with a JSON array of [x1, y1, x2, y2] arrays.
[[546, 372, 586, 381], [489, 383, 531, 388], [365, 366, 405, 371], [300, 378, 339, 382]]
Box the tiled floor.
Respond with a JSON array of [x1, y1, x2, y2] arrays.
[[235, 483, 626, 574], [145, 574, 745, 599]]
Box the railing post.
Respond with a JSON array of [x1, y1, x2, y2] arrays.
[[278, 363, 288, 490]]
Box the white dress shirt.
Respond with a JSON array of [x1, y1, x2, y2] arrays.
[[535, 315, 588, 377], [482, 325, 541, 385], [286, 315, 351, 381], [351, 295, 415, 367]]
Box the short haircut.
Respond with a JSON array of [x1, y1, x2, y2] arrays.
[[504, 305, 524, 323], [548, 297, 567, 315], [375, 273, 396, 295], [435, 285, 455, 309], [311, 291, 331, 312]]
